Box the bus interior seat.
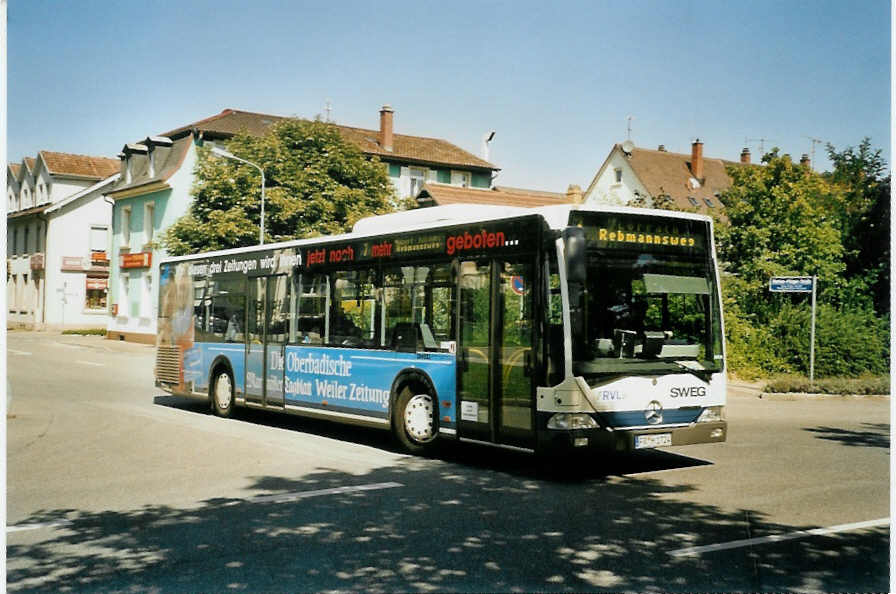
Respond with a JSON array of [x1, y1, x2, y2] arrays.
[[390, 322, 418, 352], [419, 322, 438, 350]]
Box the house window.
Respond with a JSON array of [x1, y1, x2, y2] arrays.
[[687, 196, 699, 207], [450, 170, 471, 188], [409, 167, 426, 197], [12, 229, 17, 256], [24, 227, 30, 254], [90, 225, 108, 260], [121, 207, 131, 248], [141, 272, 153, 317], [119, 273, 130, 317], [144, 203, 155, 246], [614, 169, 623, 183], [703, 198, 715, 208]]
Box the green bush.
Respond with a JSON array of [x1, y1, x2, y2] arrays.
[[61, 328, 107, 336], [765, 374, 890, 395], [724, 292, 889, 378]]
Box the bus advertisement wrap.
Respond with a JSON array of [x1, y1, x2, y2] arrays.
[[280, 347, 457, 423]]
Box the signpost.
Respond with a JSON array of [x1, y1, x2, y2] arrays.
[[770, 276, 817, 383]]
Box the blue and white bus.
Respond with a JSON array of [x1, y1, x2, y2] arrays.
[[155, 204, 727, 455]]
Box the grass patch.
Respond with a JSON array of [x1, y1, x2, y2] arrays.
[[765, 374, 890, 395], [61, 328, 107, 336]]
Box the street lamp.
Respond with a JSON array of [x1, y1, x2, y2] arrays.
[[210, 146, 266, 245]]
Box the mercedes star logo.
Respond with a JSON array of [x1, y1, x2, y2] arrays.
[[645, 400, 663, 425]]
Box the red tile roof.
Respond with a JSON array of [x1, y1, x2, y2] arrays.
[[417, 183, 574, 208], [161, 109, 497, 171], [38, 151, 119, 179], [608, 144, 739, 215], [8, 163, 21, 180]]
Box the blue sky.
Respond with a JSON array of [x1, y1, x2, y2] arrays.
[[7, 0, 891, 192]]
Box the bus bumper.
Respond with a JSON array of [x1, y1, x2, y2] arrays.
[[537, 421, 727, 454]]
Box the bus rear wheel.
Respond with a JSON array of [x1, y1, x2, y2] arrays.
[[393, 384, 438, 455], [211, 369, 234, 418]]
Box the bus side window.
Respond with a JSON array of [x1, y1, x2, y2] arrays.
[[383, 263, 453, 352], [332, 268, 379, 347], [297, 273, 328, 345]]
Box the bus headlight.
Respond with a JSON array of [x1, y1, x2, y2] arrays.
[[547, 413, 598, 430], [696, 406, 725, 423]]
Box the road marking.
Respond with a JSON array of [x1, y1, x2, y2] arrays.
[[8, 349, 31, 356], [668, 517, 890, 557], [76, 360, 105, 367], [7, 520, 72, 533], [225, 481, 404, 506]]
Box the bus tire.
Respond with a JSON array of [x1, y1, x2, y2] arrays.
[[211, 367, 235, 418], [392, 382, 438, 455]]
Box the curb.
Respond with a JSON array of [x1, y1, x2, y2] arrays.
[[757, 392, 890, 400]]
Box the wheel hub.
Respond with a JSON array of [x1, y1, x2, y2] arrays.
[[215, 374, 232, 409], [404, 394, 434, 442]]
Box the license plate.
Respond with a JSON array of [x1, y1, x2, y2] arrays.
[[635, 433, 672, 449]]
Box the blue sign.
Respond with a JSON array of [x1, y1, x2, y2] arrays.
[[770, 276, 814, 293]]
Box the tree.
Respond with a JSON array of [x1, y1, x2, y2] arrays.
[[824, 138, 890, 314], [163, 118, 405, 256], [716, 149, 889, 378]]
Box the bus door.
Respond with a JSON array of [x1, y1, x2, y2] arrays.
[[457, 259, 535, 448], [245, 274, 288, 408]]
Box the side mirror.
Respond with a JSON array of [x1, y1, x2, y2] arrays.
[[562, 227, 587, 284]]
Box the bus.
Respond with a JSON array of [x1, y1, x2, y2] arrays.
[[155, 203, 727, 455]]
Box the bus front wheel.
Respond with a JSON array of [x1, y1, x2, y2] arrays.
[[393, 384, 438, 455], [211, 369, 234, 418]]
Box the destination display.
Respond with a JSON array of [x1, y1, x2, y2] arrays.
[[303, 218, 540, 269], [569, 212, 708, 254]]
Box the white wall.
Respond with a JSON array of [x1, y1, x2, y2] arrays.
[[584, 150, 651, 206], [43, 185, 113, 327]]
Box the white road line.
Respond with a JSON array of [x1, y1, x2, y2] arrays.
[[7, 520, 72, 533], [8, 349, 31, 356], [225, 481, 403, 506], [668, 517, 890, 557], [75, 360, 105, 367]]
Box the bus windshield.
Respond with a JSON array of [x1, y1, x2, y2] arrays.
[[574, 251, 723, 377]]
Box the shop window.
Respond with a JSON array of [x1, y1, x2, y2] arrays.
[[86, 277, 108, 309]]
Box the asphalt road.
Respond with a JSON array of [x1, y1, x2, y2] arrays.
[[6, 331, 890, 592]]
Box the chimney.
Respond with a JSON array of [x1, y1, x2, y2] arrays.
[[379, 105, 394, 152], [690, 139, 704, 180], [657, 144, 666, 152], [566, 184, 584, 204], [800, 153, 810, 168], [740, 148, 751, 164]]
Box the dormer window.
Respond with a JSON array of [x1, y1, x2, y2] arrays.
[[450, 170, 471, 188]]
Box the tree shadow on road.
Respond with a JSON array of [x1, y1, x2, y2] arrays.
[[8, 445, 888, 592], [804, 423, 890, 449]]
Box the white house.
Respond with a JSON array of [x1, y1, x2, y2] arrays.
[[7, 152, 119, 328], [582, 140, 751, 215], [42, 175, 119, 328]]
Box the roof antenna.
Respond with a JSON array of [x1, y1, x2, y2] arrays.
[[324, 100, 333, 123], [626, 115, 634, 140]]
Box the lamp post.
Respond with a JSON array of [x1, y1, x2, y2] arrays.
[[210, 146, 266, 245]]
